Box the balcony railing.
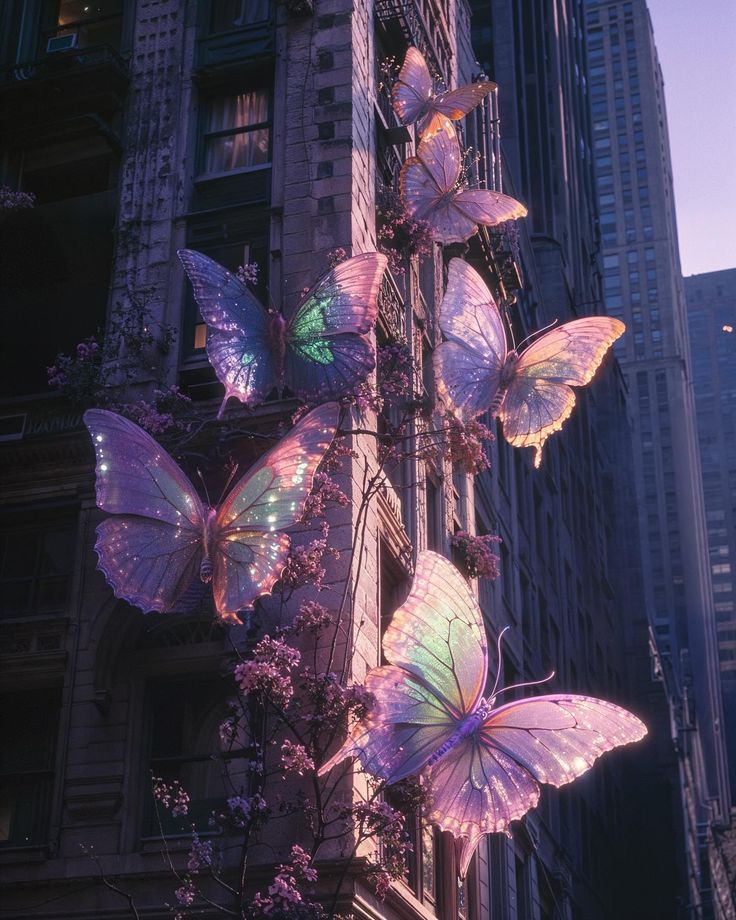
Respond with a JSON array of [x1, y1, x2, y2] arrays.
[[0, 43, 127, 88], [375, 0, 451, 85]]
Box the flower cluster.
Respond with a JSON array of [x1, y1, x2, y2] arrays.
[[187, 831, 214, 873], [450, 531, 501, 579], [280, 538, 337, 592], [444, 417, 494, 474], [47, 336, 102, 401], [352, 380, 384, 415], [378, 340, 414, 401], [0, 186, 35, 211], [323, 438, 357, 473], [113, 385, 192, 435], [326, 247, 348, 267], [152, 776, 190, 817], [237, 262, 260, 286], [377, 189, 433, 274], [174, 880, 196, 907], [302, 472, 349, 521], [235, 636, 301, 706], [292, 599, 332, 634], [344, 800, 410, 900], [251, 845, 321, 917], [224, 793, 268, 829], [300, 670, 374, 728], [281, 740, 315, 775]]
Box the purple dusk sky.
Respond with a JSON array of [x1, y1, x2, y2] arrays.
[[645, 0, 736, 278]]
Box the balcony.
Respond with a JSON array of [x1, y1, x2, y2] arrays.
[[0, 45, 128, 139], [375, 0, 452, 84]]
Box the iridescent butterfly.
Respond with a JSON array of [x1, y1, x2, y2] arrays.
[[400, 118, 527, 245], [392, 46, 498, 137], [434, 258, 625, 467], [84, 403, 338, 623], [178, 249, 387, 418], [319, 551, 646, 876]]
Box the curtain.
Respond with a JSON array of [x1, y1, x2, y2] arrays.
[[204, 91, 269, 174]]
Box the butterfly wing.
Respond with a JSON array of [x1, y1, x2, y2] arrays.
[[318, 665, 457, 783], [211, 403, 338, 622], [84, 409, 206, 613], [282, 252, 386, 402], [430, 82, 497, 122], [500, 317, 625, 467], [392, 46, 432, 126], [177, 249, 275, 408], [400, 119, 479, 245], [319, 551, 487, 782], [426, 735, 540, 876], [426, 694, 646, 875], [453, 188, 528, 229], [434, 259, 507, 419]]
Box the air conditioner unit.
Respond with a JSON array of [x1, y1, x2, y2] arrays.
[[46, 33, 78, 53]]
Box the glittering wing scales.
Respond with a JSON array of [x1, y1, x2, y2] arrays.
[[426, 736, 540, 876], [383, 551, 488, 720], [84, 409, 205, 527], [94, 518, 202, 613], [318, 665, 457, 783], [283, 253, 386, 401], [178, 249, 274, 409], [501, 317, 625, 466], [432, 82, 497, 121], [482, 695, 647, 787], [453, 189, 528, 228], [212, 403, 339, 619], [434, 259, 507, 417], [392, 47, 432, 126]]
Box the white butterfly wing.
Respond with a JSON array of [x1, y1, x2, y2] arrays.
[[434, 259, 507, 418], [392, 47, 432, 125], [500, 317, 625, 467]]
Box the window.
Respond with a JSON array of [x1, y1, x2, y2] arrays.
[[0, 689, 61, 847], [41, 0, 123, 53], [143, 676, 252, 837], [208, 0, 270, 33], [0, 515, 76, 619], [201, 90, 271, 176]]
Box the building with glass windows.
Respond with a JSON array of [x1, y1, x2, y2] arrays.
[[585, 2, 734, 916], [0, 1, 685, 918]]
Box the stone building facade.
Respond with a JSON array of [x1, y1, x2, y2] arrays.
[[0, 1, 670, 917]]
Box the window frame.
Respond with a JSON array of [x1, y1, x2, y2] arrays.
[[198, 86, 273, 181]]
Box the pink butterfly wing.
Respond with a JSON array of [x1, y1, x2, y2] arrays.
[[392, 46, 432, 126], [211, 403, 338, 621], [318, 665, 456, 783], [426, 736, 540, 876], [453, 188, 528, 228], [500, 317, 625, 467], [283, 252, 387, 402], [431, 82, 498, 121], [319, 551, 487, 781], [84, 409, 207, 613], [434, 259, 507, 418]]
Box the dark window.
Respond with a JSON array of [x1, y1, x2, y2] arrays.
[[0, 689, 61, 847], [143, 676, 254, 837], [209, 0, 270, 33], [201, 90, 271, 177], [0, 515, 76, 619]]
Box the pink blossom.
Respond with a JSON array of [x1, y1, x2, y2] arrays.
[[327, 247, 348, 267], [225, 793, 268, 828], [0, 186, 35, 211], [444, 417, 494, 474], [234, 636, 300, 706], [280, 538, 337, 591], [236, 262, 259, 285], [323, 438, 357, 472], [152, 777, 189, 816], [302, 472, 349, 520], [187, 831, 214, 872], [292, 599, 332, 633], [450, 531, 501, 579], [174, 880, 195, 906], [280, 740, 315, 775]]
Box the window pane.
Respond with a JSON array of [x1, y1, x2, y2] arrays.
[[204, 128, 269, 173], [207, 92, 268, 133], [210, 0, 270, 32]]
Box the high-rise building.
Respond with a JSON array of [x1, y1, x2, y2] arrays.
[[685, 269, 736, 793], [0, 0, 671, 917], [585, 2, 734, 915]]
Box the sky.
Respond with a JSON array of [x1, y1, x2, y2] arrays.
[[646, 0, 736, 278]]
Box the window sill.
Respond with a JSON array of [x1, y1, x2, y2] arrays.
[[0, 844, 50, 865], [194, 164, 271, 183]]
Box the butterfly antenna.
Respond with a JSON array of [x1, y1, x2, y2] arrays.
[[517, 318, 559, 351], [218, 462, 240, 504], [488, 626, 511, 700], [493, 670, 556, 701], [196, 468, 212, 506]]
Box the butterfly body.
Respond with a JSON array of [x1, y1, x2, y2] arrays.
[[434, 259, 625, 466], [178, 249, 387, 416], [319, 551, 646, 875], [85, 404, 338, 622]]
